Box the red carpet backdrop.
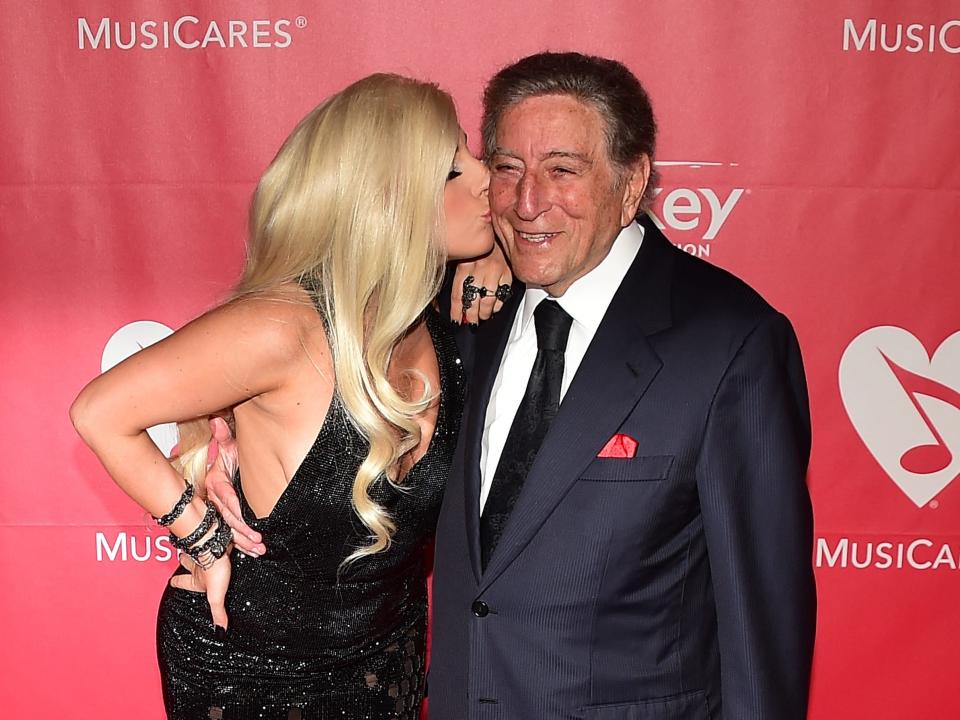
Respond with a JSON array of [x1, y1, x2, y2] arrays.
[[2, 1, 958, 717]]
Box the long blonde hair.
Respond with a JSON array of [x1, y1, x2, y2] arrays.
[[174, 74, 459, 563]]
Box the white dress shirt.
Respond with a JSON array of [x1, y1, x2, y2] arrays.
[[479, 222, 645, 511]]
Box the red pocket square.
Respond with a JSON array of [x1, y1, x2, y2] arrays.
[[597, 433, 638, 459]]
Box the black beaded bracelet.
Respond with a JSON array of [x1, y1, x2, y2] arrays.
[[170, 502, 217, 550], [187, 514, 232, 570], [152, 481, 194, 527]]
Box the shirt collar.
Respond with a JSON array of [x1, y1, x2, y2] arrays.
[[518, 221, 645, 337]]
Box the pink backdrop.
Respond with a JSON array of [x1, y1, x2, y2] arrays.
[[2, 2, 959, 717]]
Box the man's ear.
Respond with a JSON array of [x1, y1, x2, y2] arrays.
[[619, 155, 651, 226]]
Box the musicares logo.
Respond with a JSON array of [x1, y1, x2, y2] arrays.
[[839, 326, 960, 507], [97, 531, 177, 562], [648, 160, 745, 258], [816, 535, 960, 571], [77, 15, 308, 51], [843, 18, 960, 54]]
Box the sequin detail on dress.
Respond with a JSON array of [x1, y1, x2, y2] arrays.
[[157, 308, 464, 719]]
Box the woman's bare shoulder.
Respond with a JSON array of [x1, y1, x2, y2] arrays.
[[199, 283, 328, 363]]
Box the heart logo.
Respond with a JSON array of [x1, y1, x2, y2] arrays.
[[839, 327, 960, 507], [101, 320, 178, 458]]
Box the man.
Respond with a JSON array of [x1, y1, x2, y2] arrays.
[[213, 52, 815, 719], [427, 52, 815, 719]]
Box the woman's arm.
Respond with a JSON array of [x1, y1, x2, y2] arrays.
[[70, 296, 307, 512], [70, 293, 316, 625]]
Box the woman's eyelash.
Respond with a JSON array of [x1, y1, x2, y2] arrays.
[[447, 169, 463, 181]]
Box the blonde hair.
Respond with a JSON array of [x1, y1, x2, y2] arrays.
[[174, 74, 459, 563]]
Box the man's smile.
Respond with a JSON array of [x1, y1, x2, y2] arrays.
[[515, 230, 562, 244]]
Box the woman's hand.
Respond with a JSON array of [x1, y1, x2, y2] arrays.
[[450, 241, 513, 325], [169, 548, 232, 632], [204, 417, 266, 557]]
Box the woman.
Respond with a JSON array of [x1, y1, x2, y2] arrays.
[[70, 74, 501, 718]]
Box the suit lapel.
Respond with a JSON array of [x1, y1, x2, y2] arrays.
[[478, 218, 675, 590], [461, 285, 523, 582]]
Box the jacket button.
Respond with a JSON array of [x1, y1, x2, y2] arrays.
[[471, 600, 489, 617]]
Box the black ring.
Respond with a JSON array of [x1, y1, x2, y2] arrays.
[[462, 276, 505, 311], [461, 275, 482, 310]]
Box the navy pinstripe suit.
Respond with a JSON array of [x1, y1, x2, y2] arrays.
[[430, 217, 815, 719]]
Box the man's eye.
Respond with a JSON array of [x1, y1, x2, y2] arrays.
[[552, 167, 575, 175], [493, 164, 520, 173], [447, 169, 463, 181]]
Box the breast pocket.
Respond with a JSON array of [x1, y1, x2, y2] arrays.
[[580, 689, 709, 719], [579, 454, 674, 483]]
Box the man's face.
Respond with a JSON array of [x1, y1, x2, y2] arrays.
[[488, 94, 647, 297]]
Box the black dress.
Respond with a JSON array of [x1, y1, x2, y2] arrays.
[[157, 308, 464, 719]]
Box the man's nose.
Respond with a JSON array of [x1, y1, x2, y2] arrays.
[[515, 172, 549, 221]]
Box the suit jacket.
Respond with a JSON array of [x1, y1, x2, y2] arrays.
[[430, 216, 815, 720]]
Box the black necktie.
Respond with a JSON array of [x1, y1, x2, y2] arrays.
[[480, 299, 574, 570]]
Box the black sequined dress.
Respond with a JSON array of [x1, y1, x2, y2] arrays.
[[157, 308, 464, 719]]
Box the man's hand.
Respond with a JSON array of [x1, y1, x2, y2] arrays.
[[450, 241, 513, 325], [169, 550, 231, 631], [204, 416, 266, 556]]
